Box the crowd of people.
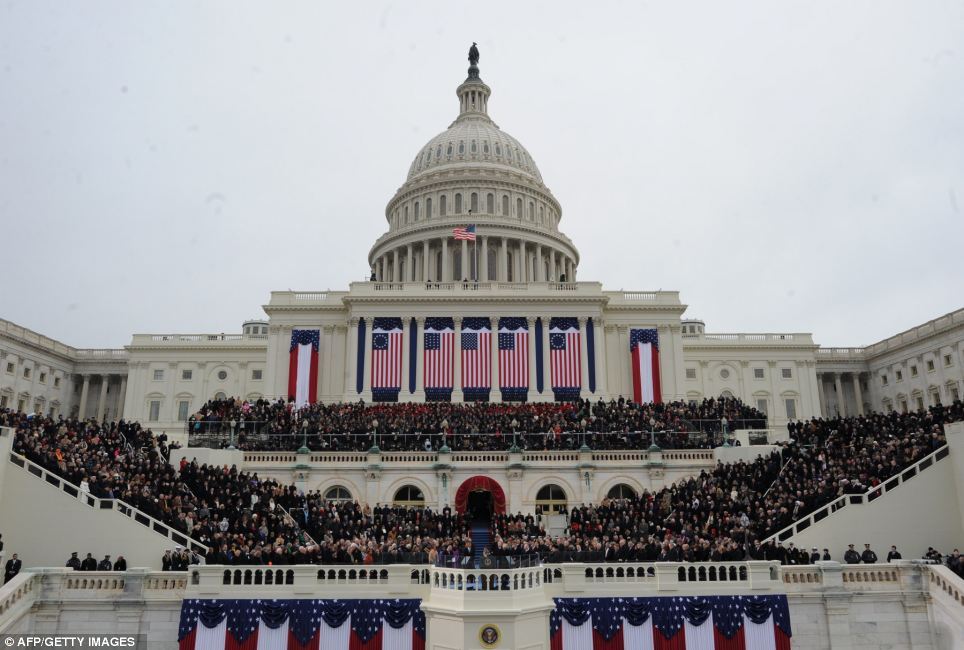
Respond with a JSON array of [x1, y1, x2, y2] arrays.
[[65, 551, 127, 571], [187, 395, 767, 452], [4, 398, 962, 569]]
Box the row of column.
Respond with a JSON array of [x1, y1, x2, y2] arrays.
[[817, 371, 865, 417], [347, 316, 605, 400], [373, 236, 577, 284], [76, 373, 127, 422]]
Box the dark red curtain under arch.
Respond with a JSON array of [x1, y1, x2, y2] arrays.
[[454, 475, 507, 514]]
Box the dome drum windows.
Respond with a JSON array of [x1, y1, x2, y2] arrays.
[[455, 194, 463, 214], [458, 141, 465, 155], [501, 195, 509, 216], [486, 193, 494, 214], [470, 140, 477, 153], [440, 195, 448, 216], [426, 198, 432, 218], [470, 193, 479, 213]]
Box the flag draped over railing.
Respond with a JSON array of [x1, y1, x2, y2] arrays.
[[287, 329, 319, 407], [498, 317, 529, 401], [630, 328, 662, 404], [461, 317, 492, 401], [424, 317, 454, 401], [178, 598, 425, 650], [549, 317, 581, 401], [550, 595, 791, 650], [372, 318, 403, 402]]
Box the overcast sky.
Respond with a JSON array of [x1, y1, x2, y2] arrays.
[[1, 1, 962, 349]]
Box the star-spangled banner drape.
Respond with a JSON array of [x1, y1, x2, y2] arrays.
[[424, 317, 454, 401], [287, 330, 319, 407], [461, 317, 492, 401], [630, 328, 662, 404], [498, 317, 529, 401], [549, 317, 581, 400], [178, 598, 426, 650], [372, 318, 403, 402], [549, 595, 791, 650]]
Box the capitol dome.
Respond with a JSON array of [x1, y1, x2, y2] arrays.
[[369, 52, 579, 285]]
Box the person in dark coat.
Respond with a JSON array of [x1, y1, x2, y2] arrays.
[[861, 544, 878, 564], [97, 555, 113, 571], [66, 552, 81, 570], [113, 556, 127, 571], [887, 546, 902, 562], [809, 547, 821, 563], [81, 553, 97, 571], [4, 553, 21, 584], [844, 544, 861, 564], [822, 549, 831, 561]]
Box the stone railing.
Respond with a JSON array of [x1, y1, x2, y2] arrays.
[[347, 280, 606, 298], [7, 452, 208, 554], [766, 445, 950, 542], [267, 291, 348, 306], [863, 307, 964, 357], [0, 319, 127, 362], [131, 333, 267, 346], [189, 564, 429, 597], [0, 573, 41, 633]]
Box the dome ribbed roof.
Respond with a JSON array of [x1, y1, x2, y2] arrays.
[[406, 119, 543, 184]]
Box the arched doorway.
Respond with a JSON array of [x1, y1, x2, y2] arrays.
[[454, 476, 507, 519]]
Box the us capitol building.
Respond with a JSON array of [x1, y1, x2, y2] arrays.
[[1, 53, 963, 437]]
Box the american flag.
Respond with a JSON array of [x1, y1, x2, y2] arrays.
[[372, 318, 403, 397], [452, 224, 476, 240], [287, 329, 319, 407], [549, 595, 791, 649], [178, 598, 426, 650], [498, 317, 528, 397], [461, 317, 492, 394], [630, 328, 662, 404], [424, 317, 454, 393], [549, 317, 581, 396]]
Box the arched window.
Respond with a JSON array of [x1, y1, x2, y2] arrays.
[[528, 202, 534, 220], [486, 193, 494, 214], [426, 148, 432, 162], [483, 141, 490, 154], [539, 205, 544, 223], [214, 392, 226, 400], [440, 195, 447, 217], [458, 141, 465, 154], [324, 486, 352, 503], [446, 143, 453, 156], [455, 194, 463, 214], [437, 144, 443, 158], [470, 193, 479, 213], [495, 143, 502, 156], [394, 485, 425, 506], [516, 198, 523, 218], [404, 206, 409, 224], [487, 247, 497, 281], [502, 195, 509, 216], [470, 140, 477, 153], [536, 484, 567, 514], [426, 198, 432, 218], [414, 202, 420, 221], [607, 484, 637, 500]]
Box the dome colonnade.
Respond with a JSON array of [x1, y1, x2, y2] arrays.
[[369, 58, 579, 284]]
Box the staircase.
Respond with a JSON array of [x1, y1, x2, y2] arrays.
[[470, 521, 490, 568]]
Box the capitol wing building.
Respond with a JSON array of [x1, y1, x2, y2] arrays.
[[3, 57, 964, 436]]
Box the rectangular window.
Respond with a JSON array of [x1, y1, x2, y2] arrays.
[[17, 399, 25, 412], [0, 395, 7, 408], [753, 368, 765, 379], [54, 377, 61, 388], [881, 375, 889, 386], [182, 369, 193, 380], [756, 399, 768, 414], [915, 396, 924, 410], [785, 398, 797, 419], [685, 368, 696, 380], [149, 400, 161, 421], [781, 368, 792, 379], [953, 387, 961, 401], [23, 367, 31, 379], [5, 362, 13, 374], [911, 365, 919, 377], [896, 370, 903, 382], [252, 369, 263, 380], [153, 369, 164, 381], [927, 360, 935, 372], [177, 400, 190, 421], [931, 391, 941, 406], [39, 372, 47, 383], [945, 354, 954, 367]]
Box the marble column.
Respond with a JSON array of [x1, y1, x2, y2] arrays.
[[549, 249, 557, 282], [78, 374, 90, 419], [461, 239, 469, 281], [517, 240, 525, 282], [406, 244, 414, 282], [527, 317, 537, 399], [499, 238, 508, 281], [578, 317, 590, 398], [480, 236, 489, 281], [117, 375, 127, 419], [441, 238, 449, 282], [535, 244, 544, 281], [594, 318, 607, 396], [833, 373, 846, 417], [347, 319, 359, 396], [96, 375, 109, 422], [817, 373, 828, 417], [414, 317, 426, 400], [401, 318, 411, 395], [362, 319, 373, 400], [852, 372, 864, 416], [422, 241, 430, 281], [392, 249, 399, 283], [490, 319, 500, 401], [453, 317, 463, 400]]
